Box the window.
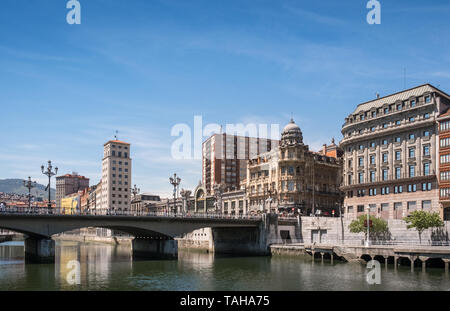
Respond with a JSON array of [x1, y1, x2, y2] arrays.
[[381, 203, 389, 212], [288, 181, 294, 191], [423, 130, 430, 137], [383, 123, 388, 129], [394, 185, 403, 194], [382, 139, 388, 145], [382, 169, 388, 181], [422, 200, 431, 210], [408, 184, 417, 192], [370, 141, 376, 148], [381, 186, 390, 195], [348, 175, 353, 185], [359, 144, 364, 150], [347, 206, 354, 213], [371, 111, 376, 118], [409, 165, 415, 177], [370, 155, 375, 165], [370, 171, 376, 182], [382, 153, 388, 163], [424, 113, 430, 119], [407, 201, 416, 210], [422, 182, 432, 191], [395, 137, 401, 143], [409, 134, 415, 140], [441, 137, 450, 147], [425, 96, 431, 103], [395, 120, 401, 125], [358, 157, 364, 167], [409, 148, 415, 158], [397, 104, 403, 111], [370, 127, 375, 132], [410, 100, 416, 107], [358, 172, 364, 184], [409, 117, 415, 122], [423, 163, 430, 176], [360, 114, 365, 121], [441, 154, 450, 164], [441, 188, 450, 198], [440, 121, 450, 132], [423, 145, 430, 156], [394, 202, 402, 211], [395, 151, 401, 161], [441, 171, 450, 181], [357, 205, 364, 212], [395, 167, 401, 179], [384, 107, 389, 114]]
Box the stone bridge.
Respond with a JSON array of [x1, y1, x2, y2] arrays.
[[0, 213, 272, 263]]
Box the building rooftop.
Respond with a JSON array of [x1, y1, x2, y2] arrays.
[[57, 173, 89, 180], [104, 139, 130, 146], [352, 83, 450, 115]]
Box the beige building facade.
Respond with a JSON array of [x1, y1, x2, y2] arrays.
[[100, 140, 132, 212], [244, 119, 342, 216], [340, 84, 450, 220], [55, 173, 89, 210]]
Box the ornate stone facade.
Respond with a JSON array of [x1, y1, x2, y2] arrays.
[[244, 119, 343, 215], [340, 84, 450, 220]]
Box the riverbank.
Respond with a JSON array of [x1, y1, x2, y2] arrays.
[[269, 243, 450, 271]]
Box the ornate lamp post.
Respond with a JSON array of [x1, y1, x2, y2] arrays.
[[213, 183, 224, 214], [23, 177, 36, 212], [169, 173, 181, 214], [41, 160, 58, 212], [131, 184, 140, 214]]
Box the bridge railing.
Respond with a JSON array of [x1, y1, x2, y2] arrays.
[[0, 207, 263, 220]]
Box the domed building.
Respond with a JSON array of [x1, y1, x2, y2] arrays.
[[244, 119, 343, 216]]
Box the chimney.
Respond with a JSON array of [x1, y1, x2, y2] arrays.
[[322, 144, 327, 155], [376, 92, 380, 99]]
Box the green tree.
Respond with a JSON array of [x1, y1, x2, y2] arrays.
[[404, 211, 444, 244], [349, 215, 389, 240]]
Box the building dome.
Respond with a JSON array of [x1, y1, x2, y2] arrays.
[[281, 118, 303, 146]]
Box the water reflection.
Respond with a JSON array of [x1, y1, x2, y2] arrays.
[[0, 241, 448, 291]]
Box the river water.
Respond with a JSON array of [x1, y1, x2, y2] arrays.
[[0, 241, 448, 291]]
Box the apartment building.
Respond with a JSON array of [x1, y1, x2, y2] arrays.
[[202, 133, 279, 195], [437, 110, 450, 220], [100, 140, 132, 212], [55, 173, 89, 209], [340, 84, 450, 220], [245, 119, 343, 215]]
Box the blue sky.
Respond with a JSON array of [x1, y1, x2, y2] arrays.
[[1, 0, 449, 197]]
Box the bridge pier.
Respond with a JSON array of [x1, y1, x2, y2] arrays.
[[419, 256, 429, 273], [24, 237, 55, 264], [132, 238, 178, 260], [443, 259, 450, 274]]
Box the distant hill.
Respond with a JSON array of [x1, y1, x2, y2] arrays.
[[0, 179, 55, 199]]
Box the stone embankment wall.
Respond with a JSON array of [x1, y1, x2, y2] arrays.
[[296, 217, 450, 246]]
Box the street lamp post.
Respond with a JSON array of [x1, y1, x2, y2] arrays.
[[41, 160, 58, 213], [169, 173, 181, 215], [23, 177, 36, 212]]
